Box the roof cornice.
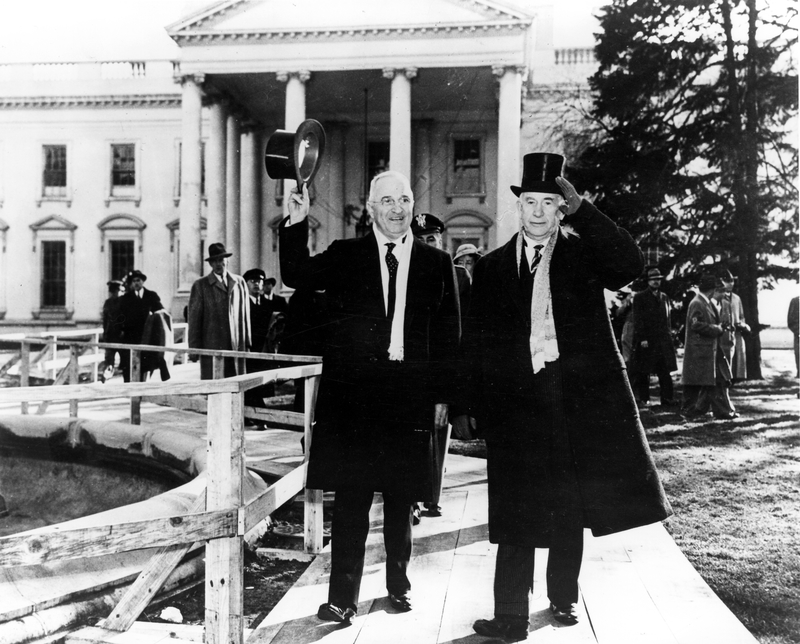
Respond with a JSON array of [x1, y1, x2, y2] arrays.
[[0, 94, 181, 109]]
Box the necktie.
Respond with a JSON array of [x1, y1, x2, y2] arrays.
[[385, 242, 398, 319], [530, 244, 544, 278]]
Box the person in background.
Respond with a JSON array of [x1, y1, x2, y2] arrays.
[[188, 243, 251, 380], [454, 152, 671, 639], [100, 279, 125, 381], [117, 270, 164, 383], [453, 243, 482, 279], [714, 268, 750, 383], [263, 277, 288, 318], [789, 293, 799, 379], [243, 268, 273, 423], [281, 171, 460, 624], [681, 273, 737, 419], [629, 267, 678, 406]]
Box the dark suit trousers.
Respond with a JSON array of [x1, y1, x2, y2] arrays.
[[328, 488, 413, 610]]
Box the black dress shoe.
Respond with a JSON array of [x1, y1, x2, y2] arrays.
[[317, 602, 356, 624], [423, 502, 442, 517], [713, 412, 740, 420], [473, 617, 529, 641], [549, 602, 579, 625], [388, 592, 413, 612]]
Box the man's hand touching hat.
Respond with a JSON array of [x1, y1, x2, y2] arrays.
[[556, 177, 582, 215]]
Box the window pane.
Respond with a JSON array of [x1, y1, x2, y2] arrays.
[[109, 240, 135, 282], [452, 139, 481, 194], [41, 240, 66, 307], [43, 145, 67, 196], [112, 144, 136, 187]]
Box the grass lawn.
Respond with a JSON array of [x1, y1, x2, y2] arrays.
[[452, 348, 800, 644]]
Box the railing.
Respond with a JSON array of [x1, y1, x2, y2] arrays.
[[0, 60, 178, 82], [0, 354, 324, 644], [555, 47, 596, 65]]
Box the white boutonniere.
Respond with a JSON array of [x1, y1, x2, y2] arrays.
[[560, 223, 580, 239]]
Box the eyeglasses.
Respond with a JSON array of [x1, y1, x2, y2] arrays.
[[372, 196, 413, 208]]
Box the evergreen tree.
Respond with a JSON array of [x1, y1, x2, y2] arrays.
[[574, 0, 798, 378]]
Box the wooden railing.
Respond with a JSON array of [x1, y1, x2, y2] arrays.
[[0, 359, 324, 644]]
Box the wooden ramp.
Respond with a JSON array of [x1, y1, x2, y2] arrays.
[[241, 454, 757, 644]]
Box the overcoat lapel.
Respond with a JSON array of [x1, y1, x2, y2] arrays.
[[357, 233, 386, 320], [498, 233, 530, 324]]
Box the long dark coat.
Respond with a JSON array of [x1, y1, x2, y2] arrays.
[[681, 294, 724, 386], [460, 201, 672, 545], [630, 288, 678, 373], [118, 288, 163, 344], [280, 220, 460, 501]]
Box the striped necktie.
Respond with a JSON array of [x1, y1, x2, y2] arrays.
[[530, 244, 544, 278]]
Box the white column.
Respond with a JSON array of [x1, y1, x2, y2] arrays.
[[278, 71, 310, 219], [383, 67, 416, 180], [494, 65, 525, 246], [327, 123, 347, 239], [414, 119, 432, 213], [207, 97, 228, 248], [179, 74, 204, 292], [225, 112, 241, 275], [239, 126, 261, 273]]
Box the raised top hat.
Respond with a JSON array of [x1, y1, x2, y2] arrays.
[[511, 153, 565, 197], [411, 213, 445, 236], [265, 119, 326, 190], [243, 268, 266, 282], [454, 243, 483, 262], [646, 268, 664, 280], [206, 242, 232, 262]]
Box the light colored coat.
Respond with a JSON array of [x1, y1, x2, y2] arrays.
[[682, 293, 724, 386], [188, 271, 251, 378], [716, 291, 748, 380]]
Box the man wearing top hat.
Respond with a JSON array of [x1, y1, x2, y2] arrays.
[[188, 243, 251, 380], [117, 270, 164, 382], [629, 267, 678, 406], [454, 152, 672, 638], [280, 171, 460, 624]]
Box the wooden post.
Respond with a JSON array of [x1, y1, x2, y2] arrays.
[[212, 354, 225, 379], [130, 349, 141, 425], [92, 331, 100, 382], [304, 374, 324, 554], [50, 336, 58, 381], [20, 340, 30, 415], [69, 343, 80, 417], [205, 390, 245, 644]]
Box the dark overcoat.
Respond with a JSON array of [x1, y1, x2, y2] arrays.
[[461, 201, 672, 545], [280, 220, 460, 500], [118, 288, 163, 344], [630, 289, 678, 373], [681, 294, 724, 386]]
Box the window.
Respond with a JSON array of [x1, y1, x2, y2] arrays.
[[111, 144, 135, 193], [43, 145, 67, 197], [448, 137, 484, 197], [109, 240, 135, 281], [368, 141, 390, 184], [41, 240, 66, 307]]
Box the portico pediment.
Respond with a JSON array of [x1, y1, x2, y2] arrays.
[[168, 0, 532, 41]]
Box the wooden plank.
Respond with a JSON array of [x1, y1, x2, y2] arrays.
[[303, 375, 324, 554], [205, 391, 245, 644], [243, 464, 306, 534], [0, 508, 235, 566], [20, 340, 29, 415], [69, 343, 80, 417], [246, 407, 305, 427], [100, 493, 207, 632], [0, 379, 243, 403], [35, 358, 72, 414]]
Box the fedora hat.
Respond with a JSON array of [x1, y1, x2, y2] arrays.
[[206, 242, 232, 262], [265, 119, 326, 190], [698, 273, 717, 291], [511, 152, 565, 197], [646, 268, 664, 280]]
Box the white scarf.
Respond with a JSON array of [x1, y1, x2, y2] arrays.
[[517, 230, 560, 373], [374, 226, 411, 361]]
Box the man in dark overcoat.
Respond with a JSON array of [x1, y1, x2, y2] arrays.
[[118, 270, 164, 382], [630, 267, 678, 405], [454, 153, 672, 639], [188, 243, 250, 380], [681, 273, 736, 419], [280, 171, 460, 624]]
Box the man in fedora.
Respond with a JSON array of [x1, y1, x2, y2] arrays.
[[629, 267, 678, 406], [118, 270, 164, 382], [281, 172, 460, 624], [188, 243, 250, 380], [454, 152, 672, 638]]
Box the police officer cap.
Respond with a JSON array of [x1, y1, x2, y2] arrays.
[[243, 268, 266, 282], [411, 213, 445, 236]]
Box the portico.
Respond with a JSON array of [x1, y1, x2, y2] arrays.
[[168, 0, 533, 289]]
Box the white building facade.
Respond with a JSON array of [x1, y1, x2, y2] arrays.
[[0, 0, 596, 327]]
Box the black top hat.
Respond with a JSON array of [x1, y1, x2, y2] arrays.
[[128, 269, 147, 282], [243, 268, 266, 282], [206, 242, 232, 262], [698, 274, 717, 291], [411, 213, 445, 235], [511, 153, 565, 197], [265, 119, 326, 190]]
